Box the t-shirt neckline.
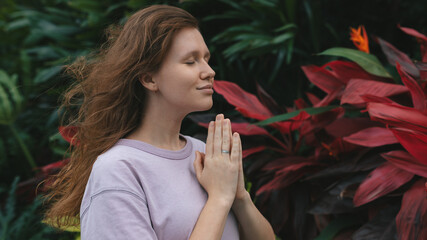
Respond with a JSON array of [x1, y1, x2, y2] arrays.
[[115, 134, 193, 160]]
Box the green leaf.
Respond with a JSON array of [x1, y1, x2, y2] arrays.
[[5, 18, 30, 31], [223, 40, 252, 58], [314, 215, 361, 240], [0, 71, 16, 125], [34, 65, 63, 84], [0, 138, 5, 167], [319, 47, 391, 78], [274, 23, 297, 32], [271, 32, 294, 44], [254, 106, 339, 126]]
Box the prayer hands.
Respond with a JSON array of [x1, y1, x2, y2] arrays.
[[193, 114, 247, 206]]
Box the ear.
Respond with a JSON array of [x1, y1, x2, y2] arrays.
[[138, 74, 158, 92]]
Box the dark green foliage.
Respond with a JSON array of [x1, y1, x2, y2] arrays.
[[0, 177, 77, 240]]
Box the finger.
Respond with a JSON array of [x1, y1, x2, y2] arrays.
[[238, 134, 242, 161], [200, 152, 205, 168], [228, 119, 233, 143], [230, 132, 239, 163], [193, 151, 202, 181], [213, 114, 223, 156], [205, 121, 214, 158], [222, 119, 231, 153]]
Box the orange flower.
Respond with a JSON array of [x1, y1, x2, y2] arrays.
[[350, 25, 370, 53]]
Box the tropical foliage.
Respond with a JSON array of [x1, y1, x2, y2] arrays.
[[191, 25, 427, 239]]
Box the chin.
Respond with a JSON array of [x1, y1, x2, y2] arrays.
[[193, 101, 213, 112]]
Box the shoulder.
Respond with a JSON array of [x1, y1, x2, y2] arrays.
[[88, 145, 145, 196]]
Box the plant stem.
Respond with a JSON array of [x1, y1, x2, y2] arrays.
[[9, 124, 37, 170]]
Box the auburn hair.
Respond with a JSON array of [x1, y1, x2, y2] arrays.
[[43, 5, 199, 228]]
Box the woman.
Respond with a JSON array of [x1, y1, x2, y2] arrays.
[[44, 5, 275, 240]]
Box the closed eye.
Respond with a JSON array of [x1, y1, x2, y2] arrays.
[[185, 61, 195, 65]]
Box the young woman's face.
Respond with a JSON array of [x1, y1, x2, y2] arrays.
[[151, 27, 215, 113]]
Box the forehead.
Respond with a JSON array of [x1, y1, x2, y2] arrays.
[[167, 28, 209, 58]]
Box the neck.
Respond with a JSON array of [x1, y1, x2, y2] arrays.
[[126, 95, 188, 151]]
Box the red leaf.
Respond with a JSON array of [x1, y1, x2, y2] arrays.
[[301, 107, 344, 136], [396, 63, 427, 113], [242, 146, 266, 158], [399, 26, 427, 40], [415, 62, 427, 81], [261, 156, 312, 171], [314, 137, 361, 158], [390, 127, 427, 164], [323, 60, 392, 83], [255, 81, 283, 115], [341, 79, 407, 105], [360, 94, 395, 104], [301, 65, 344, 94], [273, 110, 311, 134], [382, 150, 427, 178], [366, 102, 427, 134], [213, 80, 272, 120], [39, 158, 70, 176], [343, 127, 399, 147], [230, 122, 270, 136], [256, 159, 318, 195], [306, 92, 320, 105], [353, 162, 414, 207], [255, 171, 306, 195], [325, 117, 382, 138], [399, 25, 427, 62], [197, 122, 209, 129], [314, 88, 342, 107], [294, 98, 308, 109], [58, 126, 79, 145], [375, 36, 419, 77], [396, 179, 427, 240]]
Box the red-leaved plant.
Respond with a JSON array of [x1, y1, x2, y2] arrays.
[[190, 25, 427, 239]]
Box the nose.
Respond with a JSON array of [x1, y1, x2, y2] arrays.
[[201, 63, 215, 81]]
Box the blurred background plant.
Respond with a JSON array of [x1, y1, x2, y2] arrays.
[[0, 0, 425, 239]]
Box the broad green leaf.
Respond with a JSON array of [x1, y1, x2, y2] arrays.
[[234, 33, 272, 41], [314, 215, 361, 240], [223, 40, 252, 57], [0, 84, 12, 125], [274, 23, 297, 32], [34, 65, 63, 84], [271, 32, 294, 44], [0, 70, 22, 125], [5, 18, 30, 31], [254, 106, 339, 126], [319, 47, 391, 78], [26, 46, 62, 60]]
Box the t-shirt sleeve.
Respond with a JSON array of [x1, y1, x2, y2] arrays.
[[80, 189, 158, 240]]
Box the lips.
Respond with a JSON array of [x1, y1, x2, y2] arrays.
[[197, 84, 213, 90]]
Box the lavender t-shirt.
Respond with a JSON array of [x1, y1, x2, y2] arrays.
[[80, 134, 240, 240]]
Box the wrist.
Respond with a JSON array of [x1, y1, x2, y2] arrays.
[[232, 191, 251, 210], [208, 195, 234, 209]]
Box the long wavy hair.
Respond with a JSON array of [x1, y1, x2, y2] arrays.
[[43, 5, 199, 228]]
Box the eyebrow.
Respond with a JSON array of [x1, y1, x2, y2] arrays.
[[182, 50, 211, 59]]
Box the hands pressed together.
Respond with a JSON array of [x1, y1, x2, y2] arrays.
[[193, 114, 248, 206]]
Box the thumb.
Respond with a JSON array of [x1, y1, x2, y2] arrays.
[[193, 151, 202, 180]]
